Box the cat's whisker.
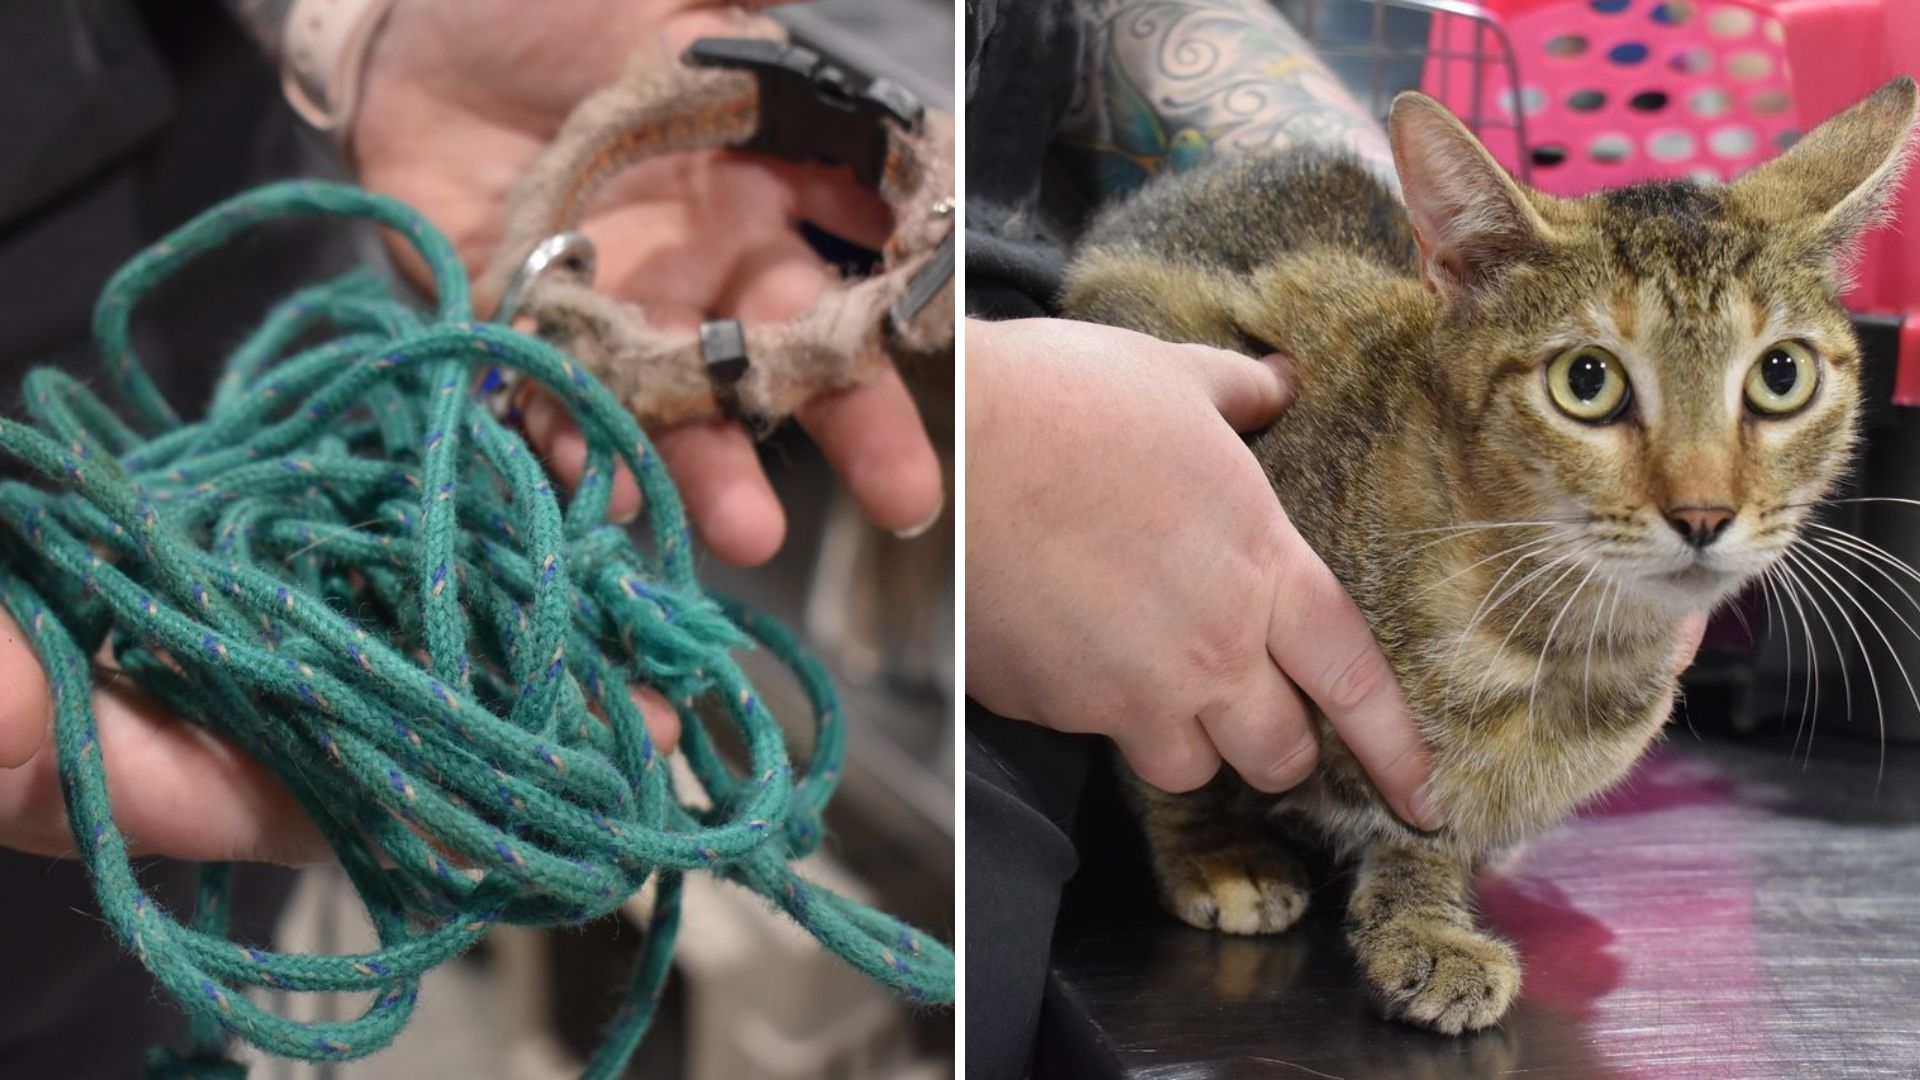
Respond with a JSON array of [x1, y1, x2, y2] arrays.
[[1801, 540, 1920, 683], [1784, 496, 1920, 514], [1786, 559, 1890, 792], [1441, 546, 1572, 721], [1804, 535, 1920, 632], [1722, 590, 1755, 640], [1526, 564, 1600, 735], [1802, 531, 1920, 759], [1796, 541, 1919, 786], [1379, 519, 1581, 540], [1776, 549, 1862, 764], [1442, 546, 1563, 673], [1766, 561, 1824, 767], [1785, 545, 1884, 725], [1374, 537, 1558, 620], [1376, 522, 1564, 571], [1754, 570, 1799, 734], [1466, 549, 1594, 721], [1805, 523, 1920, 599], [1582, 576, 1622, 741]]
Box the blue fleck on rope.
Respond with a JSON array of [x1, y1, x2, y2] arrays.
[[0, 181, 952, 1077]]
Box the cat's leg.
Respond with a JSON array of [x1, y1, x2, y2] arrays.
[[1126, 772, 1310, 935], [1346, 841, 1519, 1034]]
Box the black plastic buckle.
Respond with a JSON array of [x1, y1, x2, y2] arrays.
[[684, 37, 924, 191], [892, 227, 956, 328], [699, 318, 773, 438]]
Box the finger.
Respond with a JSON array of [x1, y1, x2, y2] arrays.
[[652, 419, 786, 565], [719, 234, 945, 535], [1197, 666, 1319, 794], [0, 605, 51, 768], [1113, 719, 1223, 794], [513, 211, 787, 561], [512, 297, 704, 528], [518, 386, 645, 523], [633, 686, 682, 757], [1264, 526, 1437, 829], [1672, 612, 1711, 678], [658, 5, 797, 57], [798, 373, 944, 536], [1190, 347, 1297, 433], [0, 682, 328, 865]]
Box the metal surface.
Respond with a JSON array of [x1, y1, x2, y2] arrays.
[[1046, 735, 1920, 1078], [493, 231, 596, 327], [483, 231, 596, 418]]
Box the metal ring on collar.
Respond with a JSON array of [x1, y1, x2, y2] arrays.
[[480, 232, 598, 419], [496, 232, 598, 326]]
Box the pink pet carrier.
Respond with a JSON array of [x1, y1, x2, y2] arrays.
[[1420, 0, 1920, 401]]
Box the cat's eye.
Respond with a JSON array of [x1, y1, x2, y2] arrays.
[[1744, 340, 1819, 416], [1546, 346, 1631, 423]]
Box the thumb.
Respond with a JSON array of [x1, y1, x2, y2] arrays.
[[1188, 347, 1297, 433], [1671, 612, 1711, 677]]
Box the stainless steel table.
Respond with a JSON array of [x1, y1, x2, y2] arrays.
[[1043, 734, 1920, 1078]]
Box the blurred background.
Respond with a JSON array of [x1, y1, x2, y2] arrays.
[[0, 1, 953, 1077]]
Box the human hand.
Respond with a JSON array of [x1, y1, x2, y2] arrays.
[[353, 0, 945, 565], [963, 317, 1439, 828], [0, 605, 682, 865], [1673, 612, 1710, 676]]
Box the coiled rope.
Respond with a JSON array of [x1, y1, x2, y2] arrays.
[[0, 181, 952, 1078]]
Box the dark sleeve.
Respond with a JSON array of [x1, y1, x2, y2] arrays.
[[0, 1, 175, 229], [963, 0, 1088, 319], [0, 2, 360, 427]]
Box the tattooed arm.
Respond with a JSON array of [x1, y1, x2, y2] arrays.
[[1065, 0, 1393, 194]]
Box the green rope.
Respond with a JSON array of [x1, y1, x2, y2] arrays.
[[0, 181, 953, 1076]]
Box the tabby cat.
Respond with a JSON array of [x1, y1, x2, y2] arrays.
[[1060, 78, 1918, 1033]]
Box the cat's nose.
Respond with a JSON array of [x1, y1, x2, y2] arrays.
[[1664, 506, 1736, 549]]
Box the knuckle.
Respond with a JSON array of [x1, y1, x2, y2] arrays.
[[1130, 741, 1219, 794], [1176, 340, 1237, 366], [1320, 646, 1394, 715], [1248, 732, 1319, 793], [1371, 737, 1429, 795], [1222, 356, 1266, 401], [1184, 621, 1248, 685]]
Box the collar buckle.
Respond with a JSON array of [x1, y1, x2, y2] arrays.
[[683, 37, 924, 190]]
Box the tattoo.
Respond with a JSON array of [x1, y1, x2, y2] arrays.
[[1065, 0, 1395, 196], [222, 0, 295, 58]]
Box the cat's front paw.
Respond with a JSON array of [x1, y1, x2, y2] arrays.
[[1356, 918, 1520, 1034], [1155, 846, 1309, 935]]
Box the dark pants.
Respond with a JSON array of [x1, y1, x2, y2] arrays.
[[964, 702, 1098, 1079]]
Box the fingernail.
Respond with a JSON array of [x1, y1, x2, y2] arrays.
[[612, 502, 641, 526], [1409, 780, 1445, 831], [892, 490, 946, 540]]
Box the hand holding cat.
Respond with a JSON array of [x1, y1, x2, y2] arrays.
[[964, 317, 1441, 830]]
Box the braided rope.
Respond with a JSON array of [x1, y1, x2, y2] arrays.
[[0, 181, 952, 1077]]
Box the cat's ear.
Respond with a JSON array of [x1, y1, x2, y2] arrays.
[[1388, 92, 1552, 302], [1730, 76, 1918, 277]]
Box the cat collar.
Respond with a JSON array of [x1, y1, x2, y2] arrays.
[[480, 19, 956, 433]]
